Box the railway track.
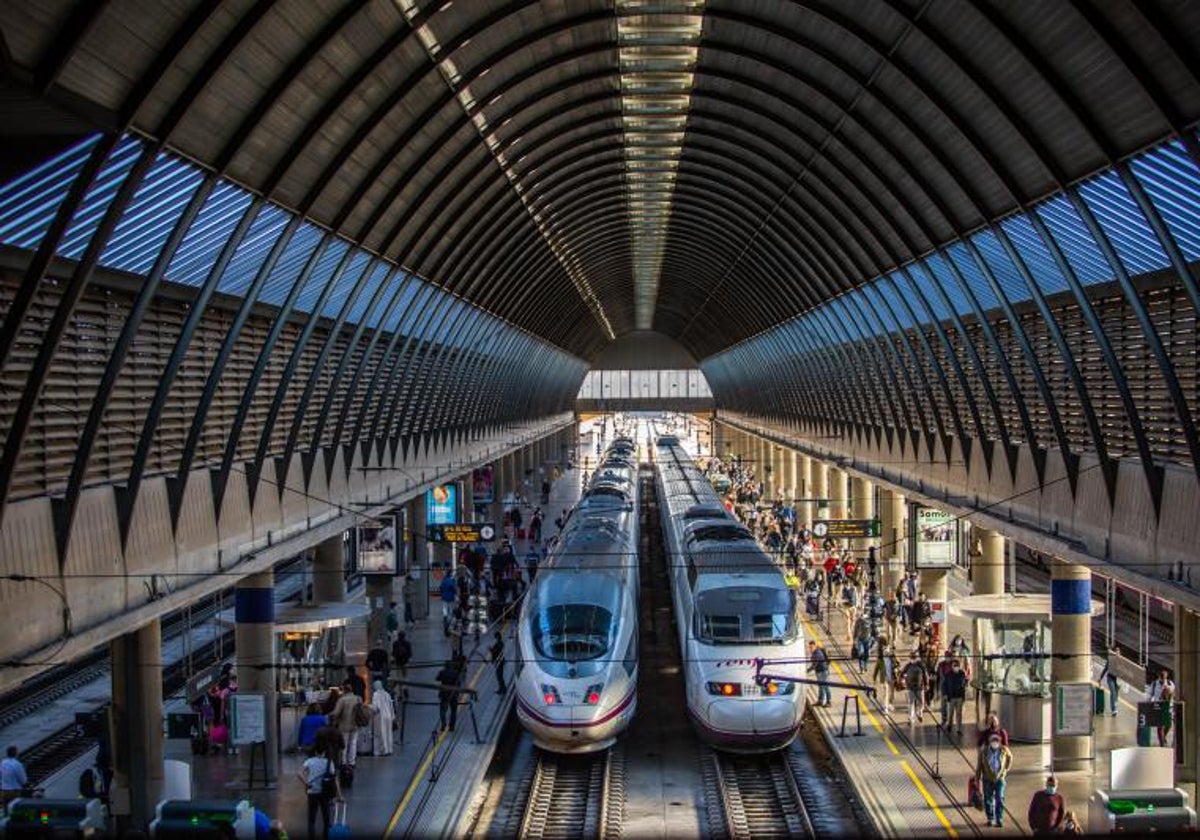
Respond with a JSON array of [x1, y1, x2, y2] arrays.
[[8, 560, 307, 784], [702, 749, 814, 839], [517, 747, 625, 840]]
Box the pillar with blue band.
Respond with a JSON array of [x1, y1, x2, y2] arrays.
[[234, 587, 275, 624], [1051, 557, 1093, 764]]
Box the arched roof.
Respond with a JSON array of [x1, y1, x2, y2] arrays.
[[2, 0, 1198, 361]]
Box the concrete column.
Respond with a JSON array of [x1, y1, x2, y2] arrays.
[[850, 476, 877, 558], [971, 526, 1006, 596], [461, 467, 475, 522], [366, 575, 392, 649], [109, 619, 164, 829], [1176, 608, 1199, 782], [828, 466, 848, 520], [409, 494, 431, 620], [879, 487, 907, 592], [812, 459, 829, 521], [919, 566, 950, 647], [1051, 558, 1093, 764], [235, 571, 279, 784], [797, 454, 813, 528], [312, 534, 345, 603]]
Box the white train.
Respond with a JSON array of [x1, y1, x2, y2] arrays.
[[655, 438, 806, 752], [515, 438, 640, 753]]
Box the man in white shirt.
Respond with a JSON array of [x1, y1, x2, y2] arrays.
[[1150, 669, 1176, 702], [0, 746, 27, 803]]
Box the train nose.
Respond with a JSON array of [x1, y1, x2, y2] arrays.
[[752, 698, 799, 734]]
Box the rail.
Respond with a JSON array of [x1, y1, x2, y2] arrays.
[[517, 746, 623, 840], [703, 748, 814, 839]]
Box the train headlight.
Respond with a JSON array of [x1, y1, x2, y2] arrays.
[[541, 684, 561, 705], [705, 682, 742, 697], [583, 683, 603, 705], [763, 681, 796, 696]]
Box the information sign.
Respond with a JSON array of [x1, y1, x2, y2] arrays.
[[428, 522, 497, 543], [914, 506, 957, 568], [426, 483, 459, 525], [812, 519, 880, 540], [229, 693, 267, 745], [1055, 683, 1094, 736]]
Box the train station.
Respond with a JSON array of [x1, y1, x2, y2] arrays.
[[0, 1, 1197, 836]]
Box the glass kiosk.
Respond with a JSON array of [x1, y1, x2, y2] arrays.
[[950, 594, 1100, 744]]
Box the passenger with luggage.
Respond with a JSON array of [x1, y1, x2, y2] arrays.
[[852, 615, 872, 672], [974, 733, 1013, 828], [841, 582, 860, 645], [392, 630, 413, 695]]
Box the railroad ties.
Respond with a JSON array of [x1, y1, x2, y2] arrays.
[[518, 745, 625, 840], [702, 748, 815, 839]]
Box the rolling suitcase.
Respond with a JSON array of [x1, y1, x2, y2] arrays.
[[329, 800, 351, 840]]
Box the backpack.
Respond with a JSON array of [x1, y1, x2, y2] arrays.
[[353, 699, 371, 728], [386, 612, 400, 633], [319, 758, 338, 800]]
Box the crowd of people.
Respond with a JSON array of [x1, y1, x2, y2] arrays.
[[705, 452, 1167, 836]]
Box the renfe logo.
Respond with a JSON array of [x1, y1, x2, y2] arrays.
[[714, 659, 755, 668]]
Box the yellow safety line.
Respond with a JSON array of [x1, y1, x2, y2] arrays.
[[802, 617, 954, 831], [901, 760, 959, 838], [383, 652, 491, 837]]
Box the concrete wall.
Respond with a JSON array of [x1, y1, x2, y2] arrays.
[[0, 413, 574, 689]]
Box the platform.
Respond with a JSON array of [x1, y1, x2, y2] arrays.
[[802, 570, 1154, 837], [172, 460, 586, 838]]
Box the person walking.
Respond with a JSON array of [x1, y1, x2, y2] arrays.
[[489, 631, 507, 694], [439, 573, 457, 636], [329, 683, 366, 770], [386, 602, 401, 643], [942, 659, 968, 736], [853, 615, 872, 672], [299, 744, 340, 840], [1027, 775, 1065, 836], [977, 712, 1011, 748], [903, 653, 928, 724], [1099, 646, 1120, 716], [343, 666, 366, 700], [808, 641, 831, 707], [1157, 684, 1176, 747], [436, 659, 463, 732], [392, 630, 413, 697], [1150, 669, 1175, 702], [0, 747, 27, 805], [873, 635, 896, 712], [369, 681, 395, 757], [975, 733, 1014, 828]]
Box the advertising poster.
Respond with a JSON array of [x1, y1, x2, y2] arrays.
[[472, 465, 494, 505], [357, 514, 398, 575], [914, 505, 956, 568], [427, 483, 458, 525]]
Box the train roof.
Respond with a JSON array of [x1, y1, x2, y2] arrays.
[[683, 519, 778, 574]]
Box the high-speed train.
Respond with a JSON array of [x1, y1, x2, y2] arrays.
[[515, 438, 640, 753], [655, 438, 806, 752]]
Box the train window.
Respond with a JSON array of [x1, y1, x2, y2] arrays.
[[695, 587, 797, 644], [532, 604, 614, 661], [687, 524, 750, 543]]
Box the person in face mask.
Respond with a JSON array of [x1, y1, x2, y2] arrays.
[[1027, 774, 1064, 835], [974, 733, 1013, 828]]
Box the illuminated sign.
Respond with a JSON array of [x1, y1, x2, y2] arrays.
[[812, 519, 880, 539], [428, 523, 497, 543], [426, 483, 458, 525]]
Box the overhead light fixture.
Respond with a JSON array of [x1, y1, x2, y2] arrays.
[[616, 0, 704, 330]]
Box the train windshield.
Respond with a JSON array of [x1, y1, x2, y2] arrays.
[[694, 587, 798, 644], [532, 604, 614, 661]]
